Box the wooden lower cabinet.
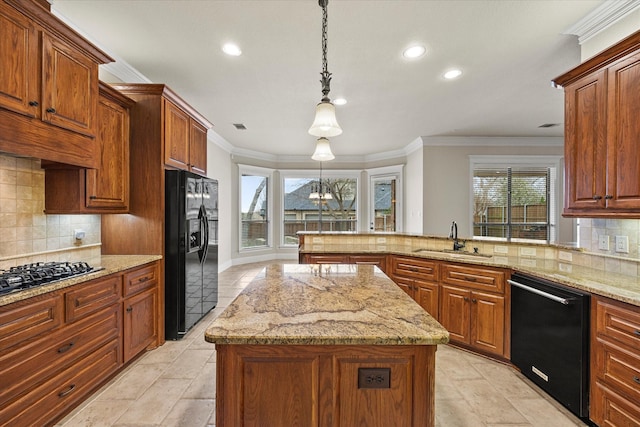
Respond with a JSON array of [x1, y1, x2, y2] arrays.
[[590, 296, 640, 426], [439, 263, 508, 359], [439, 284, 508, 356], [0, 261, 160, 426], [301, 253, 388, 274], [389, 256, 439, 319], [216, 344, 436, 427]]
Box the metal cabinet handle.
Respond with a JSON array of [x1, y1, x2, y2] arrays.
[[58, 342, 75, 354], [46, 107, 56, 113], [605, 195, 613, 200], [28, 100, 39, 106], [89, 195, 97, 199], [634, 376, 640, 385], [593, 195, 602, 200], [138, 277, 150, 283], [465, 277, 477, 282], [472, 298, 477, 303], [126, 306, 133, 313], [58, 384, 76, 397], [463, 297, 469, 301], [634, 330, 640, 337]]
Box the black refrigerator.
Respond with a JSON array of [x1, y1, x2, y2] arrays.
[[165, 170, 218, 340]]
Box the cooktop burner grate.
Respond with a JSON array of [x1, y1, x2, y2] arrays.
[[0, 261, 98, 296]]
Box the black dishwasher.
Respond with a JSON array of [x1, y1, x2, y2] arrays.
[[509, 273, 590, 421]]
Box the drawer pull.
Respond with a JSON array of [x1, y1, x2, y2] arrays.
[[634, 330, 640, 337], [634, 376, 640, 385], [472, 298, 477, 303], [46, 107, 56, 114], [28, 100, 39, 106], [465, 277, 477, 282], [58, 384, 76, 398], [126, 306, 133, 313], [463, 297, 469, 302], [138, 277, 150, 283], [58, 342, 75, 354]]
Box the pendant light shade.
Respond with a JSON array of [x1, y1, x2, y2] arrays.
[[309, 100, 342, 137], [311, 137, 335, 161]]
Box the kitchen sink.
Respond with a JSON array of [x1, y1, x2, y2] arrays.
[[412, 248, 493, 260]]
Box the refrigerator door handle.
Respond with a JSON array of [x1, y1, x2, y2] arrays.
[[199, 205, 209, 263]]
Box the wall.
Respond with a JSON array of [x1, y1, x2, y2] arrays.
[[420, 137, 573, 243], [581, 8, 640, 60], [404, 144, 424, 234], [0, 154, 101, 270], [206, 142, 233, 271]]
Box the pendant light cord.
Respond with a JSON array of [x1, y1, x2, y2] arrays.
[[319, 0, 332, 100]]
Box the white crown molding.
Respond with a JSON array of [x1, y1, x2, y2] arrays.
[[404, 137, 425, 155], [101, 60, 151, 84], [420, 136, 564, 147], [563, 0, 640, 44], [207, 130, 234, 154]]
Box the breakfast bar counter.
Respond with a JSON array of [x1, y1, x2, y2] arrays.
[[205, 263, 449, 426]]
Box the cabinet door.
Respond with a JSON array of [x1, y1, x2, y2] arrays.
[[0, 5, 39, 117], [606, 52, 640, 210], [391, 275, 415, 298], [164, 99, 190, 170], [86, 93, 130, 210], [414, 279, 439, 319], [439, 285, 470, 345], [349, 254, 387, 274], [42, 33, 97, 137], [123, 289, 158, 362], [564, 69, 607, 212], [470, 291, 505, 357], [189, 119, 207, 175]]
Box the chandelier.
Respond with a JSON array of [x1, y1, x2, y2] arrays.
[[309, 0, 340, 160]]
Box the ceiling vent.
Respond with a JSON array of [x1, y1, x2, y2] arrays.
[[538, 123, 561, 128], [233, 123, 247, 130]]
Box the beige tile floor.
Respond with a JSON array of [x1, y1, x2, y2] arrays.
[[57, 260, 587, 427]]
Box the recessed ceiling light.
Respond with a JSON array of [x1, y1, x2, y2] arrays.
[[333, 98, 347, 106], [402, 45, 426, 59], [443, 69, 463, 80], [222, 43, 242, 56]]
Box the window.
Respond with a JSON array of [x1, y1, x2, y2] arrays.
[[470, 156, 560, 243], [282, 171, 358, 246], [473, 167, 556, 242], [240, 169, 270, 249]]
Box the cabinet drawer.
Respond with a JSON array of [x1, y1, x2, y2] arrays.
[[0, 294, 64, 354], [0, 339, 120, 427], [594, 337, 640, 404], [0, 305, 120, 407], [594, 296, 640, 350], [591, 380, 640, 427], [441, 263, 505, 293], [390, 256, 438, 281], [306, 254, 349, 264], [123, 262, 158, 297], [65, 275, 122, 322]]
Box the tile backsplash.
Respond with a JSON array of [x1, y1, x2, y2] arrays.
[[578, 218, 640, 259], [0, 154, 100, 269]]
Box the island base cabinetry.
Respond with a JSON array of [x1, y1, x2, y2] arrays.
[[590, 296, 640, 426], [215, 344, 435, 427]]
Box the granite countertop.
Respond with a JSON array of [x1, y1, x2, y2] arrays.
[[300, 243, 640, 307], [205, 263, 450, 346], [0, 254, 162, 307]]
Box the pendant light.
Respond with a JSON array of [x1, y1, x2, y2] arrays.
[[309, 0, 342, 138], [311, 137, 335, 161]]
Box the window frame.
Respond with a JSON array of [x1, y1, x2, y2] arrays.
[[468, 155, 562, 243], [280, 169, 360, 247], [238, 164, 273, 251]]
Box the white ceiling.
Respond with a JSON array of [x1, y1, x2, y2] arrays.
[[51, 0, 604, 161]]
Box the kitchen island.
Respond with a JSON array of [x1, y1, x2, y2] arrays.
[[205, 263, 449, 427]]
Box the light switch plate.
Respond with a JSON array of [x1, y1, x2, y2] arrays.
[[615, 235, 629, 253], [598, 235, 609, 251]]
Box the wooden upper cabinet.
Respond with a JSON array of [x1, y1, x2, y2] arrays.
[[563, 70, 607, 211], [44, 83, 133, 214], [0, 4, 38, 117], [605, 52, 640, 210], [189, 120, 208, 175], [164, 99, 191, 170], [554, 29, 640, 217], [0, 0, 112, 168], [164, 98, 210, 174], [41, 33, 97, 137]]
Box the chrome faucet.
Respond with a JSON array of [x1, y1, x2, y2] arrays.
[[449, 221, 465, 251]]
